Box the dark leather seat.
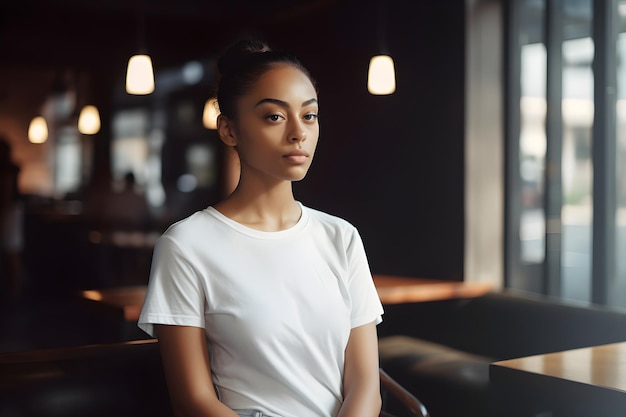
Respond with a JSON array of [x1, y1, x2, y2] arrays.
[[378, 290, 626, 417], [0, 338, 428, 417], [0, 339, 172, 417]]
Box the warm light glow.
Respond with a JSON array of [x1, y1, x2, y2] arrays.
[[78, 105, 101, 134], [28, 116, 48, 143], [202, 97, 220, 130], [82, 290, 103, 301], [126, 54, 155, 95], [367, 55, 396, 95]]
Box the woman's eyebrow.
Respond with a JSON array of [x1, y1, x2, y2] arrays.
[[255, 98, 318, 108]]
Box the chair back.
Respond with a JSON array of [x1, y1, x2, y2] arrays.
[[379, 368, 430, 417]]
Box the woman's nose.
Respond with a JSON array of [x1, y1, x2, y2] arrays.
[[289, 121, 306, 142], [290, 131, 306, 142]]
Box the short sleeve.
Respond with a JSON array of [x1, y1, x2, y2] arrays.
[[346, 229, 384, 328], [137, 235, 206, 337]]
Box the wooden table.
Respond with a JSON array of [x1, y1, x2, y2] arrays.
[[82, 286, 147, 322], [81, 275, 493, 322], [490, 342, 626, 417], [373, 275, 492, 304]]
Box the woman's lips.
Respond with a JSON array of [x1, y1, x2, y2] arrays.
[[283, 150, 309, 164]]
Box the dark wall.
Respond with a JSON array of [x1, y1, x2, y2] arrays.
[[266, 0, 466, 279], [1, 0, 466, 284]]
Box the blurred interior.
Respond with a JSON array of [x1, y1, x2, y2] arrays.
[[0, 0, 625, 374], [3, 1, 626, 416], [0, 0, 478, 351]]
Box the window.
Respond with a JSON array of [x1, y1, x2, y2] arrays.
[[54, 126, 83, 198], [507, 0, 625, 308], [614, 1, 626, 305]]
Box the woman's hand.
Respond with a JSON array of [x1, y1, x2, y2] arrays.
[[156, 325, 239, 417], [337, 321, 382, 417]]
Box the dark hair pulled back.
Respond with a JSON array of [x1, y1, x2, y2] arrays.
[[216, 39, 315, 120]]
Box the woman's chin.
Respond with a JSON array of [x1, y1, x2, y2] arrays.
[[285, 166, 312, 182]]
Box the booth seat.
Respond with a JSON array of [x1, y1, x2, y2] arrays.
[[0, 339, 171, 417], [377, 290, 626, 417], [0, 338, 428, 417]]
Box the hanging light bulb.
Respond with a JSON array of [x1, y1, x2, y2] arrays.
[[78, 105, 101, 134], [28, 116, 48, 143], [368, 0, 396, 96], [126, 54, 155, 95], [126, 0, 154, 95], [202, 97, 220, 130], [368, 55, 396, 95]]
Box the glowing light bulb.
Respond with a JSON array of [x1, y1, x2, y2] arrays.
[[28, 116, 48, 143], [78, 105, 101, 135], [202, 98, 220, 130], [367, 55, 396, 95], [126, 54, 155, 95]]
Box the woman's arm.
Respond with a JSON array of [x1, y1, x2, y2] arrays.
[[156, 325, 238, 417], [337, 321, 382, 417]]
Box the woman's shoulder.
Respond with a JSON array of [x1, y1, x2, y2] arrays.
[[302, 204, 359, 234], [159, 208, 221, 243]]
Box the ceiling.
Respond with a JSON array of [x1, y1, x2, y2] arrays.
[[0, 0, 339, 70], [0, 0, 346, 133]]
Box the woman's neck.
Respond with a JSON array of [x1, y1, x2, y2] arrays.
[[214, 178, 301, 232]]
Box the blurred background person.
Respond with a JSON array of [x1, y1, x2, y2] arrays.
[[0, 136, 23, 303], [102, 172, 151, 232]]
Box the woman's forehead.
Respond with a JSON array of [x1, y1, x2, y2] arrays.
[[248, 65, 317, 102]]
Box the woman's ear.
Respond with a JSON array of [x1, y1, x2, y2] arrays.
[[217, 115, 237, 147]]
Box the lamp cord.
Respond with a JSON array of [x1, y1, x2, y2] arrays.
[[376, 0, 389, 55], [136, 0, 147, 53]]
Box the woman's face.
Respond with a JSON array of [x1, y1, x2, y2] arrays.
[[220, 64, 319, 184]]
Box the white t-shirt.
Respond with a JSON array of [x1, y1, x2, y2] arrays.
[[138, 203, 384, 417]]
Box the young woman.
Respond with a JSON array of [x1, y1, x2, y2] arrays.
[[138, 40, 384, 417]]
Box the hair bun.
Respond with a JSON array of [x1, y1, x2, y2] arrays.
[[217, 39, 272, 77], [215, 39, 313, 119]]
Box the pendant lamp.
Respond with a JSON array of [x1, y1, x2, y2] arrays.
[[126, 54, 155, 95], [202, 97, 220, 130], [28, 116, 48, 144], [367, 0, 396, 95], [126, 0, 154, 95], [368, 55, 396, 95], [78, 105, 101, 134]]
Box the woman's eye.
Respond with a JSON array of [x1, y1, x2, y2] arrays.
[[303, 113, 318, 121], [267, 114, 283, 122]]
